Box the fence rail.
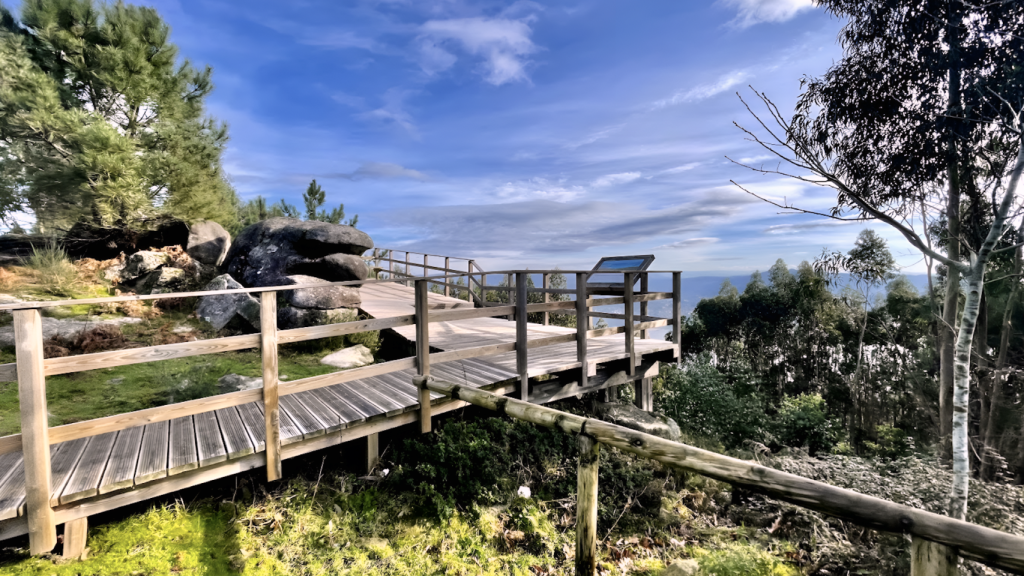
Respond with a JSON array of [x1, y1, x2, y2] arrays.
[[0, 265, 682, 555], [422, 378, 1024, 576]]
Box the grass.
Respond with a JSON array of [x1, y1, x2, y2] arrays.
[[24, 241, 80, 297]]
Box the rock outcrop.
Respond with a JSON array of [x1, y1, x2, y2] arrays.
[[186, 220, 231, 267], [196, 274, 261, 330], [594, 402, 682, 442], [223, 218, 372, 288], [321, 344, 374, 369]]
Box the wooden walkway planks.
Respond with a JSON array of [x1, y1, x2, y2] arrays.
[[61, 432, 117, 504], [135, 421, 169, 485], [99, 425, 144, 495], [0, 277, 676, 534], [168, 416, 198, 476]]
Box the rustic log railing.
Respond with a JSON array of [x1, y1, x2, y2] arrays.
[[0, 267, 681, 555], [422, 378, 1024, 576]]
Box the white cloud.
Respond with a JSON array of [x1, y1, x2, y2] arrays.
[[591, 172, 642, 188], [418, 17, 538, 85], [720, 0, 816, 28], [563, 125, 625, 150], [659, 162, 701, 175], [652, 70, 750, 109], [331, 92, 365, 109], [495, 178, 585, 202], [657, 237, 720, 249]]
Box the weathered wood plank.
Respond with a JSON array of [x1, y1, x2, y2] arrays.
[[193, 411, 227, 467], [290, 392, 345, 434], [44, 335, 260, 377], [216, 407, 254, 460], [62, 516, 87, 559], [575, 434, 599, 576], [49, 438, 88, 506], [279, 395, 327, 440], [134, 421, 169, 485], [235, 403, 266, 453], [330, 383, 387, 420], [276, 402, 306, 445], [911, 536, 957, 576], [429, 342, 517, 364], [98, 425, 144, 494], [342, 380, 407, 417], [60, 431, 117, 504], [260, 291, 281, 481], [14, 309, 56, 553], [427, 306, 516, 323], [280, 357, 417, 396], [167, 416, 198, 476], [0, 453, 25, 520], [308, 386, 365, 427], [48, 388, 262, 446], [277, 315, 415, 345]]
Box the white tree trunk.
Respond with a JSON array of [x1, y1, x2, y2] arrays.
[[950, 267, 984, 520]]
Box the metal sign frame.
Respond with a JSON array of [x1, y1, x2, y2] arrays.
[[585, 254, 656, 292]]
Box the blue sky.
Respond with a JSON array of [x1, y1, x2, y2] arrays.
[[114, 0, 926, 274]]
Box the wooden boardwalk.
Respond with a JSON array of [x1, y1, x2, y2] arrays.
[[0, 280, 674, 533]]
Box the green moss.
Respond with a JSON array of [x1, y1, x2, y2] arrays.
[[0, 503, 237, 575]]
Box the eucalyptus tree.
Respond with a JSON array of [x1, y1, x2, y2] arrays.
[[731, 0, 1024, 519]]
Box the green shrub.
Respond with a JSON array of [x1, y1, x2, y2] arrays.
[[25, 240, 79, 296], [346, 329, 381, 356], [772, 393, 842, 455], [657, 355, 768, 449], [863, 425, 914, 459]]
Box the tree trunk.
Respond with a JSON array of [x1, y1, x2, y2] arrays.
[[850, 300, 870, 448], [941, 2, 964, 463], [982, 245, 1021, 480], [950, 269, 983, 520]]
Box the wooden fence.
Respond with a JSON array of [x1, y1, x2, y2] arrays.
[[422, 379, 1024, 576], [0, 268, 681, 555]]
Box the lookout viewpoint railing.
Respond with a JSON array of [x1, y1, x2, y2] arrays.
[[0, 265, 680, 556], [0, 261, 1019, 575]]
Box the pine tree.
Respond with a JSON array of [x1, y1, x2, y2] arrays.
[[0, 0, 238, 231]]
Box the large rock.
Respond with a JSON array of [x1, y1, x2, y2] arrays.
[[283, 275, 361, 309], [277, 306, 357, 330], [186, 220, 231, 267], [196, 274, 261, 331], [218, 373, 263, 393], [121, 251, 169, 281], [594, 402, 681, 442], [321, 345, 374, 369], [223, 218, 373, 288], [135, 267, 189, 294]]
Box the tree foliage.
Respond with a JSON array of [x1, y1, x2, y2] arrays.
[[0, 0, 237, 231]]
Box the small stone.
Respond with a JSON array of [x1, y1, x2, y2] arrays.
[[218, 374, 263, 393], [663, 559, 699, 576], [172, 325, 194, 333], [594, 402, 681, 442], [321, 345, 374, 369], [107, 377, 124, 385], [197, 274, 261, 331], [139, 267, 188, 294]]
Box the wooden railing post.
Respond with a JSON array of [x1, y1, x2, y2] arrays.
[[415, 279, 432, 433], [639, 273, 649, 339], [14, 309, 56, 555], [481, 273, 488, 306], [405, 252, 411, 286], [260, 292, 282, 481], [444, 257, 450, 297], [423, 254, 428, 279], [516, 272, 529, 401], [911, 537, 957, 576], [624, 272, 635, 377], [576, 272, 589, 388], [542, 273, 550, 326], [575, 433, 600, 576], [468, 260, 476, 304], [388, 252, 393, 278], [672, 272, 682, 361]]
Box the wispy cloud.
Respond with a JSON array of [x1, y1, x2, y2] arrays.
[[591, 172, 642, 188], [763, 220, 858, 234], [331, 92, 366, 109], [495, 177, 585, 202], [563, 125, 625, 149], [358, 88, 419, 138], [417, 17, 539, 85], [659, 162, 701, 175], [657, 237, 720, 249], [652, 70, 750, 109], [720, 0, 816, 28], [328, 162, 431, 182]]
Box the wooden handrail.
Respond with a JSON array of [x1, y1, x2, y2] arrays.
[[2, 263, 686, 555], [423, 378, 1024, 576]]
